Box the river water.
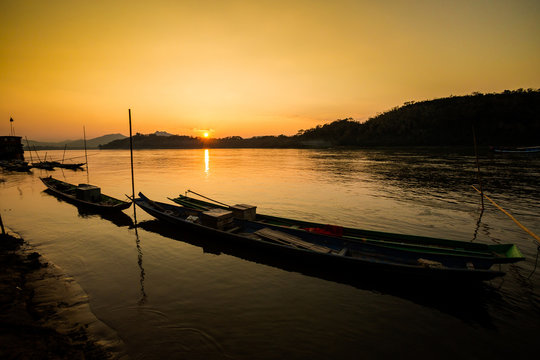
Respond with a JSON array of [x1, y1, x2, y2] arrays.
[[1, 148, 539, 359]]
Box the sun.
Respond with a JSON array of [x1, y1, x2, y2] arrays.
[[203, 132, 209, 138]]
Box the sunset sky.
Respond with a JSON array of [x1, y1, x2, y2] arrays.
[[1, 0, 539, 141]]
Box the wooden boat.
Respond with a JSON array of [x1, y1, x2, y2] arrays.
[[171, 193, 524, 269], [0, 160, 32, 172], [135, 192, 516, 281], [491, 146, 540, 153], [56, 162, 85, 170], [40, 176, 131, 211], [32, 161, 56, 170]]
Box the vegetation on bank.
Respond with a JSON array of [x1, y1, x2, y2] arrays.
[[100, 89, 540, 149]]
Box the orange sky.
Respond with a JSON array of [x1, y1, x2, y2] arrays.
[[1, 0, 539, 141]]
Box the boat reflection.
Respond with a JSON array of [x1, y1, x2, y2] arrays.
[[43, 189, 134, 227], [137, 219, 502, 328]]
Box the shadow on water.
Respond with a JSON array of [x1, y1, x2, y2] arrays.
[[43, 189, 134, 228], [137, 219, 506, 328]]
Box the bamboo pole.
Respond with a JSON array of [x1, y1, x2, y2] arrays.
[[0, 213, 5, 235], [25, 137, 34, 163], [471, 185, 540, 245], [472, 124, 484, 209], [33, 146, 42, 162], [129, 109, 135, 200], [83, 126, 89, 183], [129, 109, 137, 220], [62, 144, 67, 164]]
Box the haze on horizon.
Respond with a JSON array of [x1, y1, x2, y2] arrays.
[[1, 0, 539, 142]]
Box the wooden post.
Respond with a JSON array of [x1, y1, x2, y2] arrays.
[[0, 213, 5, 235], [62, 144, 67, 164], [472, 124, 484, 209], [83, 126, 89, 183], [129, 109, 137, 219], [25, 137, 34, 163], [33, 146, 42, 162]]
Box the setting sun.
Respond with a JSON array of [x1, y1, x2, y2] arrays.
[[0, 0, 538, 141], [203, 132, 209, 138]]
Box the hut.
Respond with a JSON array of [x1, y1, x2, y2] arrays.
[[0, 136, 25, 161]]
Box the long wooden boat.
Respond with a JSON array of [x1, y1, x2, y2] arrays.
[[40, 176, 131, 211], [31, 161, 56, 170], [171, 193, 524, 268], [56, 162, 85, 170], [135, 192, 515, 281], [0, 160, 32, 172], [491, 146, 540, 153]]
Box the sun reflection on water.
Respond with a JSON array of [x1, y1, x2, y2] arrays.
[[204, 149, 209, 173]]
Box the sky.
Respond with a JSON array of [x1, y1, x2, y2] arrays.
[[1, 0, 539, 141]]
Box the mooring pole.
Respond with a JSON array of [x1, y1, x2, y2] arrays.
[[0, 213, 5, 235], [62, 144, 67, 164], [83, 126, 89, 183], [33, 146, 42, 163], [129, 109, 136, 212], [25, 137, 34, 163], [472, 124, 484, 209]]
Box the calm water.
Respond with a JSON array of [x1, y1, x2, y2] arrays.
[[1, 148, 539, 359]]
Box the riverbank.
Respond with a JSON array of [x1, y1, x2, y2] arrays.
[[0, 232, 127, 359]]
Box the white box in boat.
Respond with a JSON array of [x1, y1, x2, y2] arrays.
[[76, 184, 101, 202], [200, 208, 234, 230], [229, 204, 256, 220]]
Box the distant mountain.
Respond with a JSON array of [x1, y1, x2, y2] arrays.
[[25, 133, 127, 149]]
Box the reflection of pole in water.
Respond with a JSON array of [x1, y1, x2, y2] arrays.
[[471, 206, 484, 242], [128, 109, 145, 303], [472, 124, 484, 209], [134, 224, 147, 305], [132, 205, 146, 304]]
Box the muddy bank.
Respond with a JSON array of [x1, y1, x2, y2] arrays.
[[0, 232, 128, 359]]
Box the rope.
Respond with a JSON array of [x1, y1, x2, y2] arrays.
[[471, 185, 540, 245]]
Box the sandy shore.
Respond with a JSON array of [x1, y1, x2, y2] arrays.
[[0, 232, 128, 359]]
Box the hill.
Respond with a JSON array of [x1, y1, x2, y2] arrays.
[[25, 134, 127, 150], [297, 89, 540, 146], [100, 89, 540, 149]]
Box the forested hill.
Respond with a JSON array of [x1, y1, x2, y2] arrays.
[[298, 89, 540, 146], [101, 89, 539, 149]]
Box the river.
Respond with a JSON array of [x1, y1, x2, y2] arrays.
[[1, 148, 539, 359]]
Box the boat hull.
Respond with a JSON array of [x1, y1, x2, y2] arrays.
[[171, 194, 524, 267], [135, 194, 506, 282], [40, 176, 131, 211]]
